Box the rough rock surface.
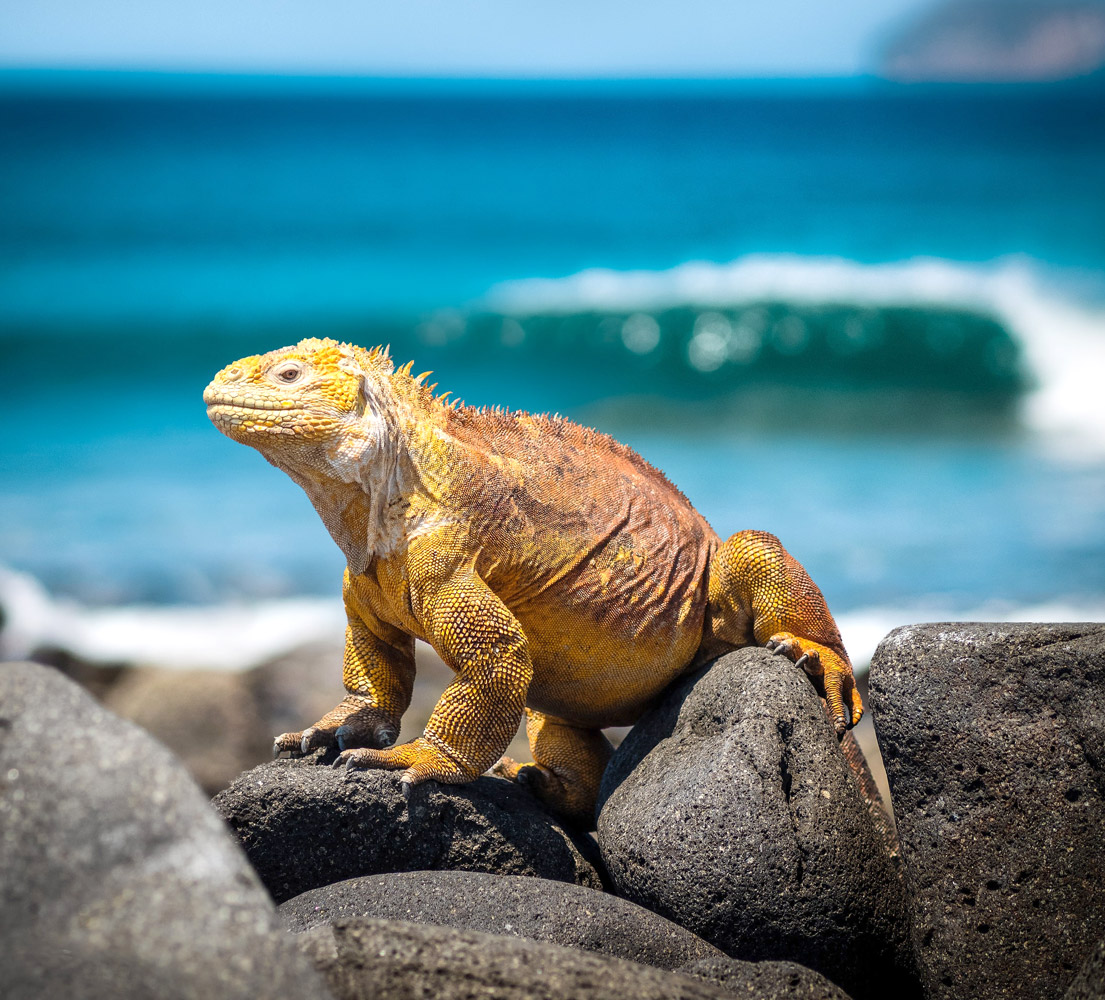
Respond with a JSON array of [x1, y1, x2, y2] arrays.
[[297, 917, 817, 1000], [280, 869, 724, 970], [680, 954, 853, 999], [596, 648, 916, 1000], [0, 661, 326, 1000], [214, 757, 604, 902], [870, 623, 1105, 1000], [1065, 938, 1105, 1000]]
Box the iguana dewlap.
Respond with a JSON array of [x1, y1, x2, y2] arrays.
[[205, 338, 861, 824]]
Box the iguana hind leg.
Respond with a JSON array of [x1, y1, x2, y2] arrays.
[[708, 529, 862, 733], [493, 709, 613, 829]]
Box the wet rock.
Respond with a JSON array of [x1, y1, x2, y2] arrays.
[[280, 869, 722, 970], [596, 648, 916, 1000], [298, 917, 759, 1000], [0, 661, 326, 1000], [870, 622, 1105, 1000], [213, 757, 605, 903]]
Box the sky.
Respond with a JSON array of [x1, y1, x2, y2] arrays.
[[0, 0, 936, 78]]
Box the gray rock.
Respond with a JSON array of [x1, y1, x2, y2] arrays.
[[0, 661, 326, 1000], [103, 666, 272, 796], [870, 622, 1105, 1000], [1066, 939, 1105, 1000], [213, 756, 605, 902], [596, 648, 916, 1000], [280, 869, 724, 970], [680, 954, 853, 998], [298, 917, 763, 1000], [246, 640, 348, 745]]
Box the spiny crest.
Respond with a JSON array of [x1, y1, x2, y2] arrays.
[[445, 401, 696, 508], [385, 358, 468, 413]]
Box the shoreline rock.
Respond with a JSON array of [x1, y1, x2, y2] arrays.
[[596, 647, 918, 1000], [297, 916, 850, 1000], [213, 756, 605, 902], [0, 661, 325, 1000], [280, 869, 725, 971], [871, 622, 1105, 1000]]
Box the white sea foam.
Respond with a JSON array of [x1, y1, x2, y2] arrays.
[[488, 255, 1105, 458], [837, 599, 1105, 675], [0, 565, 344, 671], [2, 564, 1101, 677]]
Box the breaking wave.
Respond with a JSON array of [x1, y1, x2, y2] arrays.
[[475, 255, 1105, 456]]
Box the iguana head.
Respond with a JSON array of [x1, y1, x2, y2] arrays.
[[204, 337, 398, 484]]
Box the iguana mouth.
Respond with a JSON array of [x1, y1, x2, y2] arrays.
[[204, 397, 302, 414]]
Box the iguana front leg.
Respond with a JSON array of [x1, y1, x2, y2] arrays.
[[335, 537, 533, 789], [274, 582, 415, 757], [708, 529, 862, 733]]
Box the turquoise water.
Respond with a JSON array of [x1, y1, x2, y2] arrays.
[[2, 74, 1104, 638]]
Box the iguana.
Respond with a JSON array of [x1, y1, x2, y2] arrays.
[[204, 337, 861, 825]]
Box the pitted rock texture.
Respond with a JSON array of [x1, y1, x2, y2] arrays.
[[680, 954, 853, 999], [280, 869, 723, 971], [213, 757, 604, 902], [870, 623, 1105, 1000], [596, 648, 917, 1000], [297, 916, 806, 1000], [0, 661, 325, 1000]]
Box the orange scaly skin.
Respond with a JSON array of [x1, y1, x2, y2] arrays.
[[204, 337, 862, 825]]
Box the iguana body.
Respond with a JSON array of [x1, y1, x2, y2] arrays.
[[205, 338, 861, 824]]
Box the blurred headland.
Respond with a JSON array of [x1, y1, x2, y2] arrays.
[[877, 0, 1105, 83]]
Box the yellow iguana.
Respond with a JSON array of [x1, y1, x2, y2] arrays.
[[204, 338, 861, 825]]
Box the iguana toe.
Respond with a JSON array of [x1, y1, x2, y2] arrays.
[[336, 720, 398, 751], [300, 726, 337, 755], [273, 731, 304, 757], [334, 737, 478, 785], [765, 633, 801, 659]]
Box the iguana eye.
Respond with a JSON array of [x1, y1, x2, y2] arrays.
[[272, 362, 304, 384]]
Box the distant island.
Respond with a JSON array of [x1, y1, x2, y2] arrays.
[[877, 0, 1105, 82]]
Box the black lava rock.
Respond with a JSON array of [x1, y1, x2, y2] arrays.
[[596, 648, 916, 1000], [297, 916, 810, 1000], [280, 869, 724, 970], [870, 622, 1105, 1000], [0, 661, 326, 1000], [213, 757, 604, 902], [680, 954, 853, 998]]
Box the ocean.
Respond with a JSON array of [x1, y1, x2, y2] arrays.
[[2, 73, 1104, 669]]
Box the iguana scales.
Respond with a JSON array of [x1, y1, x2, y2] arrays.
[[204, 338, 861, 824]]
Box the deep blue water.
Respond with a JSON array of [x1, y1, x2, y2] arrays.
[[2, 74, 1104, 624]]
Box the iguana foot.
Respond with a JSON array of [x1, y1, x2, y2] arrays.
[[489, 713, 613, 829], [765, 631, 863, 735], [333, 735, 480, 786], [273, 695, 399, 759]]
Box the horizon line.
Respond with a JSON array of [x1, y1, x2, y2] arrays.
[[1, 67, 1101, 95]]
